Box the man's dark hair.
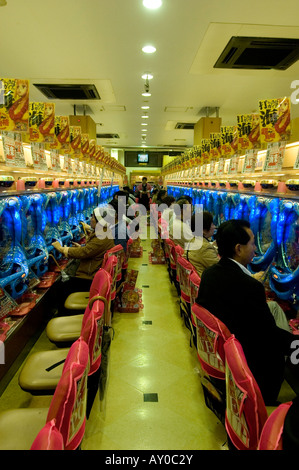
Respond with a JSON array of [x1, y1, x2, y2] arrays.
[[190, 211, 213, 235], [161, 196, 175, 207], [177, 195, 192, 204], [215, 219, 251, 258]]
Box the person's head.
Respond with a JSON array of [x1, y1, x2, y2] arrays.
[[92, 206, 113, 230], [112, 190, 128, 203], [161, 195, 175, 208], [142, 177, 147, 183], [177, 195, 193, 205], [215, 219, 256, 266], [190, 211, 215, 238], [157, 189, 167, 201], [173, 198, 192, 221]]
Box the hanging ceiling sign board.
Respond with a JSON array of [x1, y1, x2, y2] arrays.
[[0, 78, 29, 133], [237, 114, 261, 151], [259, 97, 291, 144]]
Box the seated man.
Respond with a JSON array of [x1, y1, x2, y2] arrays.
[[195, 219, 295, 405]]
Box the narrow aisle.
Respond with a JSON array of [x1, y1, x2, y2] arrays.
[[83, 227, 227, 450]]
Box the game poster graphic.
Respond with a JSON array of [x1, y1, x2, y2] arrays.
[[48, 116, 71, 153], [259, 97, 291, 144], [201, 139, 211, 164], [0, 78, 29, 133], [237, 114, 261, 151], [29, 102, 55, 143], [209, 133, 222, 160], [69, 126, 82, 157], [89, 139, 96, 161], [220, 126, 238, 157], [81, 133, 90, 158]]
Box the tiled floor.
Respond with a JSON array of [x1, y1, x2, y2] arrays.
[[0, 225, 228, 450]]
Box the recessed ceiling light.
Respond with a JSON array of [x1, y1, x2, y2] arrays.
[[142, 45, 156, 54], [141, 123, 148, 126], [142, 92, 151, 97], [143, 0, 162, 9], [141, 106, 150, 109], [142, 73, 153, 80], [142, 115, 149, 119]]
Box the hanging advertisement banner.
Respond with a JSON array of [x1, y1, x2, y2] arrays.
[[237, 114, 261, 151], [48, 115, 70, 153], [0, 78, 29, 133], [209, 133, 222, 160], [242, 149, 258, 173], [81, 134, 90, 159], [69, 126, 81, 158], [29, 102, 55, 143], [221, 126, 238, 157], [2, 131, 26, 168], [201, 139, 211, 164], [259, 97, 291, 144], [263, 141, 286, 172]]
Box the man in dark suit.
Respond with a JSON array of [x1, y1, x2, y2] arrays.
[[195, 219, 295, 405]]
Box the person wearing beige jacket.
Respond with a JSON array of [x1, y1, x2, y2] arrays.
[[52, 207, 115, 313], [184, 212, 219, 277]]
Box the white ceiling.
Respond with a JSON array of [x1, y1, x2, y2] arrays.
[[1, 0, 299, 153]]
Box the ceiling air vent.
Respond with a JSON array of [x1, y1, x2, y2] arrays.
[[175, 122, 195, 130], [96, 133, 120, 139], [33, 83, 101, 100], [214, 36, 299, 70]]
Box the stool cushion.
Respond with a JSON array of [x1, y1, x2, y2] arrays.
[[46, 314, 83, 343], [18, 349, 69, 392], [0, 408, 48, 450], [64, 292, 89, 310]]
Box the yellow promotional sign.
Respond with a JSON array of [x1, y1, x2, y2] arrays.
[[220, 126, 238, 157], [237, 114, 261, 151], [69, 125, 82, 158], [0, 78, 29, 133], [259, 97, 291, 144], [209, 133, 222, 160], [48, 115, 71, 153], [29, 102, 55, 143]]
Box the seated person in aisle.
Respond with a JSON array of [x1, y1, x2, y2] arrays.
[[156, 189, 167, 206], [184, 211, 219, 277], [108, 198, 130, 253], [169, 198, 193, 249], [158, 195, 175, 238], [195, 219, 296, 405], [52, 207, 115, 312], [123, 186, 136, 206]]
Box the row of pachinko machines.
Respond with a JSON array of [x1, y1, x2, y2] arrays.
[[0, 184, 119, 304], [167, 185, 299, 308]]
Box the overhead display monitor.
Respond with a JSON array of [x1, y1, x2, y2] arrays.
[[137, 153, 149, 163]]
